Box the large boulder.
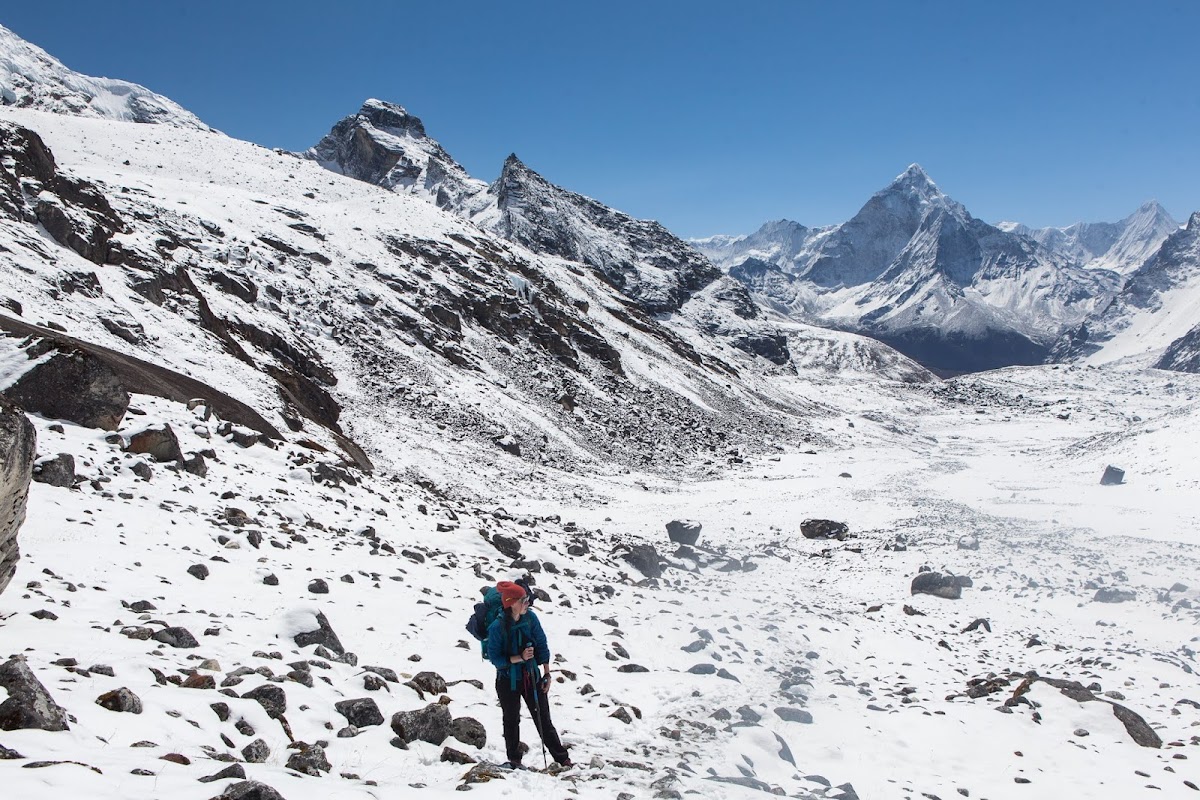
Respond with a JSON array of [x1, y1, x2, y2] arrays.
[[666, 519, 701, 546], [124, 425, 184, 463], [334, 698, 383, 728], [623, 544, 663, 578], [1100, 465, 1125, 486], [391, 703, 453, 746], [3, 343, 129, 430], [209, 780, 288, 800], [0, 656, 70, 731], [910, 571, 962, 600], [800, 519, 849, 540], [0, 402, 35, 596], [32, 453, 74, 488]]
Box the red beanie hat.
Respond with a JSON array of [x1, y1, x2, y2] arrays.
[[496, 581, 527, 609]]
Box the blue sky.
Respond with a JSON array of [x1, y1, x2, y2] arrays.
[[3, 2, 1198, 237]]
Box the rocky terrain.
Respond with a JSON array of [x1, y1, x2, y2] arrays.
[[0, 21, 1198, 800]]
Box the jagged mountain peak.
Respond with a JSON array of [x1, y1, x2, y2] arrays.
[[302, 99, 486, 211], [0, 23, 212, 131], [354, 98, 427, 138], [1187, 211, 1200, 231]]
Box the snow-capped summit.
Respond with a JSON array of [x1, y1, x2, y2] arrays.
[[801, 163, 971, 288], [1055, 209, 1200, 370], [1005, 200, 1179, 275], [707, 165, 1121, 373], [0, 23, 212, 131], [303, 99, 488, 212]]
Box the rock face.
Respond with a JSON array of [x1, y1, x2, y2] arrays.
[[2, 341, 129, 430], [0, 656, 70, 731], [0, 401, 35, 596], [485, 155, 722, 315]]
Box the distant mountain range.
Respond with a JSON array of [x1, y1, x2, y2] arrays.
[[1, 22, 1196, 377], [695, 168, 1193, 374]]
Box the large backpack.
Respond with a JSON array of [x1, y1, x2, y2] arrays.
[[465, 586, 504, 650]]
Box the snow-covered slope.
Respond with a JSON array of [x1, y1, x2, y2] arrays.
[[998, 201, 1179, 276], [1054, 212, 1200, 370], [0, 23, 212, 131]]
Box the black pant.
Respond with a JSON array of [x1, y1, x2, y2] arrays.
[[496, 669, 568, 765]]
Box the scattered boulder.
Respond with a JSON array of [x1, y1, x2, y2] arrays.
[[391, 703, 453, 745], [32, 453, 74, 488], [800, 519, 849, 540], [910, 572, 962, 600], [406, 671, 448, 697], [1100, 465, 1125, 485], [124, 424, 183, 463], [198, 764, 247, 784], [209, 779, 288, 800], [0, 403, 35, 596], [285, 742, 331, 776], [774, 706, 813, 724], [242, 739, 270, 763], [307, 579, 329, 594], [450, 716, 486, 748], [153, 626, 199, 649], [293, 611, 345, 655], [666, 519, 701, 546], [187, 564, 210, 581], [242, 685, 287, 719], [96, 687, 143, 714], [957, 534, 980, 551], [491, 534, 521, 559], [3, 344, 129, 430], [1094, 587, 1136, 603], [622, 544, 663, 578], [334, 698, 383, 728], [0, 656, 70, 731]]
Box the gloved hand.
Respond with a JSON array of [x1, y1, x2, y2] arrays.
[[537, 675, 551, 694]]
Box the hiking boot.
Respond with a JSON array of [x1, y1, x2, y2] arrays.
[[498, 761, 524, 771]]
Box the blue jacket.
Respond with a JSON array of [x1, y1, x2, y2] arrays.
[[486, 609, 550, 690]]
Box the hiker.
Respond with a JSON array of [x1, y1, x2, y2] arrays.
[[486, 580, 572, 769]]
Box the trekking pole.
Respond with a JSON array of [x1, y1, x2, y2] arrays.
[[524, 662, 549, 770]]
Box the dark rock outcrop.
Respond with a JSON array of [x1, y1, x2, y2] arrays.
[[0, 402, 34, 596], [2, 340, 129, 430]]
